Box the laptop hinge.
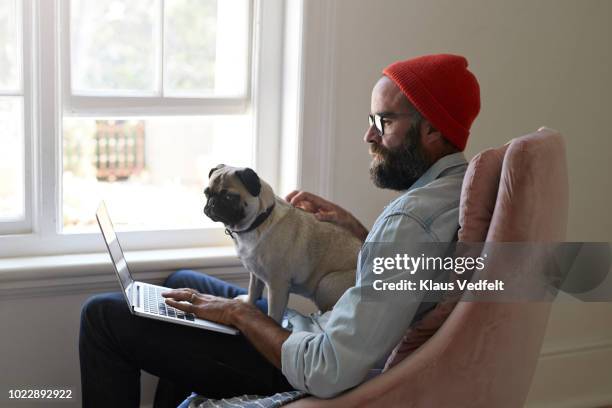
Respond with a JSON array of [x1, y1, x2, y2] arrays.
[[133, 283, 141, 309], [126, 282, 138, 311]]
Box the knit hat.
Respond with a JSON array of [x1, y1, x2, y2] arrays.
[[383, 54, 480, 151]]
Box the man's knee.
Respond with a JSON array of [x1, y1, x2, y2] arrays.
[[80, 295, 105, 343], [81, 294, 108, 321], [164, 269, 202, 289], [164, 270, 241, 299], [80, 293, 124, 332]]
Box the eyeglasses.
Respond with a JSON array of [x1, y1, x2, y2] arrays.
[[368, 112, 413, 136]]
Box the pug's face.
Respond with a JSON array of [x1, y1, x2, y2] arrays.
[[204, 164, 273, 230]]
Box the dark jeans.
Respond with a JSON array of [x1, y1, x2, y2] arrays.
[[79, 270, 293, 408]]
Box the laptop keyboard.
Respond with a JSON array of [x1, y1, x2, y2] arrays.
[[143, 285, 195, 322]]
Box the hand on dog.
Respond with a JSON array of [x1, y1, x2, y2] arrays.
[[162, 288, 257, 326], [285, 190, 369, 241]]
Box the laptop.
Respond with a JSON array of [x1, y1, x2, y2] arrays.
[[96, 201, 238, 335]]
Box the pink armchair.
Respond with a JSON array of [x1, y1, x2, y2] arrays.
[[286, 127, 569, 407]]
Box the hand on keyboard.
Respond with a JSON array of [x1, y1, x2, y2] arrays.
[[162, 288, 256, 327], [145, 286, 195, 321]]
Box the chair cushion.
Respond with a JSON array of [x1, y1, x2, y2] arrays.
[[487, 127, 567, 242], [458, 145, 508, 242], [383, 144, 507, 370]]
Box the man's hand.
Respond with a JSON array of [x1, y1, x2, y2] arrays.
[[162, 288, 250, 326], [162, 288, 290, 369], [285, 190, 369, 242]]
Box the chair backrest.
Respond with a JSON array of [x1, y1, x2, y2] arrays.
[[287, 127, 568, 408], [384, 142, 508, 370]]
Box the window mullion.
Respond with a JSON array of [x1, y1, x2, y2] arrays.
[[22, 0, 34, 232], [159, 0, 165, 97], [252, 0, 282, 190], [17, 0, 25, 95], [65, 95, 247, 117], [0, 91, 23, 97], [36, 0, 62, 237]]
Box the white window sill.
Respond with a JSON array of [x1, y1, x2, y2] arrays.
[[0, 246, 247, 298]]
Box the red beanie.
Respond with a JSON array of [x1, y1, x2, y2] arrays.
[[383, 54, 480, 151]]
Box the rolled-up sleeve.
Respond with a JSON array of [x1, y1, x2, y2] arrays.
[[280, 213, 437, 398]]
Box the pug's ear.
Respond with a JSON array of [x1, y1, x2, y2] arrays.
[[236, 168, 261, 196], [209, 164, 225, 179]]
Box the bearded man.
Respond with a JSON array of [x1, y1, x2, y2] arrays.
[[79, 54, 480, 407]]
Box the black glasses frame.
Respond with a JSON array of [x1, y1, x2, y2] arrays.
[[368, 112, 413, 136]]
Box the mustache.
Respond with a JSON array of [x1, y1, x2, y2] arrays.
[[369, 143, 389, 157]]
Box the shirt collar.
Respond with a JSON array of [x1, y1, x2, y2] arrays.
[[408, 152, 468, 191]]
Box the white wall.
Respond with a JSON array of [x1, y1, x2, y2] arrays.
[[0, 268, 248, 408], [313, 0, 612, 406], [328, 0, 612, 239]]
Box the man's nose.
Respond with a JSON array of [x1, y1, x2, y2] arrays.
[[364, 124, 380, 144]]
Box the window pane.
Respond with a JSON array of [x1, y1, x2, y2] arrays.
[[0, 97, 24, 220], [70, 0, 159, 95], [0, 0, 21, 91], [164, 0, 217, 96], [62, 115, 253, 231], [164, 0, 249, 97]]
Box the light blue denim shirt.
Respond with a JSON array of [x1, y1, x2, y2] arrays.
[[281, 152, 468, 398]]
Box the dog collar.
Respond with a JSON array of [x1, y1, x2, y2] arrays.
[[225, 203, 276, 237]]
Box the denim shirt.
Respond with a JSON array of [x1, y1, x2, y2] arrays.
[[281, 152, 468, 398]]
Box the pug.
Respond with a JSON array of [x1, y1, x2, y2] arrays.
[[204, 164, 361, 323]]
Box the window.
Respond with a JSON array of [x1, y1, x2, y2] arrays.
[[63, 0, 252, 232], [0, 0, 32, 235], [0, 0, 23, 221], [0, 0, 285, 256], [62, 114, 253, 231], [64, 0, 251, 112]]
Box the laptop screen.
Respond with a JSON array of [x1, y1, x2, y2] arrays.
[[96, 202, 133, 294]]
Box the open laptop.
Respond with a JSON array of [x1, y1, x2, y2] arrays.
[[96, 201, 238, 335]]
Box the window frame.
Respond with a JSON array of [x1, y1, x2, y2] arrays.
[[0, 0, 285, 258]]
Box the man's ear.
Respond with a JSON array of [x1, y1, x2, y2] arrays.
[[420, 119, 439, 137], [419, 120, 458, 157], [209, 164, 225, 178], [420, 120, 443, 146], [236, 168, 261, 197]]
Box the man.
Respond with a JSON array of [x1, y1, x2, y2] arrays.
[[79, 54, 480, 406]]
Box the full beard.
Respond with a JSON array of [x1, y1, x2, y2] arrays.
[[369, 125, 431, 191]]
